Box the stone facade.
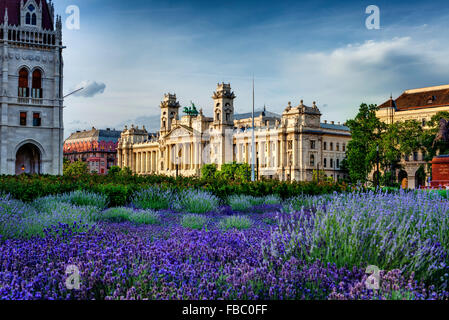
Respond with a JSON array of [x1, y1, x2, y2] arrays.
[[63, 127, 122, 174], [117, 83, 351, 182], [0, 0, 64, 175], [376, 84, 449, 188]]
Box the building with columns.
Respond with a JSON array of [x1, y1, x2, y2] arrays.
[[0, 0, 64, 175], [117, 83, 351, 181], [376, 84, 449, 189]]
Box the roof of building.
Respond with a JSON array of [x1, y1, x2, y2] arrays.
[[320, 122, 350, 131], [234, 110, 281, 121], [378, 84, 449, 111], [0, 0, 54, 30], [65, 128, 122, 143]]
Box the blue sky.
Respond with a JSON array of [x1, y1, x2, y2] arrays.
[[54, 0, 449, 137]]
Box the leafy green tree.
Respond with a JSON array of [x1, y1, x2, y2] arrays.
[[63, 160, 88, 176], [345, 103, 384, 183], [421, 111, 449, 163], [108, 166, 123, 176]]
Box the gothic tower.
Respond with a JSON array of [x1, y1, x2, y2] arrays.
[[0, 0, 64, 175]]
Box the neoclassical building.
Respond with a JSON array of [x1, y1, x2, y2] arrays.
[[0, 0, 64, 175], [117, 83, 351, 181], [376, 84, 449, 188]]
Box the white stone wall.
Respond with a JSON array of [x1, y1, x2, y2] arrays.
[[0, 16, 63, 175]]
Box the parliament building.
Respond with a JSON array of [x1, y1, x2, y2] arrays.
[[117, 83, 351, 182]]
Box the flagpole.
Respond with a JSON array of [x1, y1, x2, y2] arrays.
[[251, 76, 255, 182]]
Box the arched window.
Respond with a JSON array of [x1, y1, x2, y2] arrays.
[[310, 154, 315, 167], [32, 69, 42, 98], [26, 13, 31, 25], [31, 14, 37, 26], [216, 112, 220, 121], [18, 68, 29, 97]]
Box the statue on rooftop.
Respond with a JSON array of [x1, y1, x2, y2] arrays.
[[183, 101, 199, 116]]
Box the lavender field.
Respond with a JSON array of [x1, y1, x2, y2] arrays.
[[1, 188, 449, 300]]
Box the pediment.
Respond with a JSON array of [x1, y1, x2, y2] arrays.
[[164, 125, 193, 139]]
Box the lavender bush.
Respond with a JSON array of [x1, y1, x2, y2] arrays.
[[181, 214, 209, 230], [37, 190, 108, 210], [0, 195, 97, 239], [173, 189, 219, 214], [228, 195, 281, 212], [220, 215, 253, 230], [132, 186, 174, 210], [269, 190, 449, 283]]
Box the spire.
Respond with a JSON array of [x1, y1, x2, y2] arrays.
[[4, 7, 8, 26]]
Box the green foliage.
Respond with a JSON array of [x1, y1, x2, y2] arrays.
[[96, 207, 131, 223], [201, 164, 217, 179], [345, 103, 384, 184], [39, 190, 108, 210], [219, 216, 253, 230], [215, 162, 251, 182], [132, 186, 174, 210], [228, 194, 281, 212], [0, 174, 349, 206], [180, 214, 209, 230], [63, 160, 89, 177], [128, 210, 161, 225], [173, 189, 220, 213]]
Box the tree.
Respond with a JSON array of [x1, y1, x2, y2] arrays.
[[63, 160, 88, 176], [345, 103, 384, 183], [422, 111, 449, 164]]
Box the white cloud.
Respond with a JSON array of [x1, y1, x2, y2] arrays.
[[280, 37, 449, 122], [71, 80, 106, 98]]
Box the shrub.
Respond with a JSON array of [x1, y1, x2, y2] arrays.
[[180, 214, 209, 230], [173, 189, 219, 213], [96, 207, 132, 223], [201, 164, 217, 179], [228, 195, 254, 212], [228, 194, 281, 212], [219, 216, 253, 230], [132, 186, 174, 210], [270, 190, 449, 283], [56, 190, 108, 209], [129, 210, 160, 225], [1, 195, 97, 239]]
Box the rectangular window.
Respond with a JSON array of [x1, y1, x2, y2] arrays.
[[323, 142, 327, 150], [330, 143, 334, 151], [337, 159, 340, 168], [413, 152, 419, 162], [310, 140, 316, 150], [33, 112, 41, 127], [324, 158, 327, 168], [343, 144, 346, 152], [20, 112, 27, 126], [336, 143, 340, 151]]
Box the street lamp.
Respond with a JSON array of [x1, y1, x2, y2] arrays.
[[376, 144, 380, 188]]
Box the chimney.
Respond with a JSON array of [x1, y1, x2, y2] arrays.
[[331, 121, 335, 125]]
